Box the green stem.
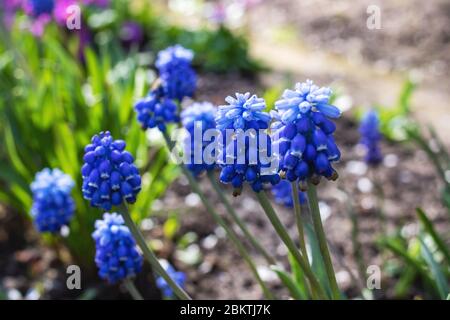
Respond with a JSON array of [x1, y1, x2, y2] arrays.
[[162, 132, 274, 299], [207, 171, 277, 266], [306, 182, 341, 300], [119, 204, 191, 300], [123, 278, 144, 300], [291, 182, 309, 263], [256, 191, 327, 299]]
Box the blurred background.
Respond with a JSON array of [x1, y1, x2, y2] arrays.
[[0, 0, 449, 300]]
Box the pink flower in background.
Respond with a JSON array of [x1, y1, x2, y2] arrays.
[[209, 2, 227, 24], [29, 14, 52, 36], [1, 0, 24, 28], [53, 0, 77, 25]]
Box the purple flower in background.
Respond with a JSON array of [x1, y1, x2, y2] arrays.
[[156, 262, 186, 299], [359, 110, 383, 166], [271, 180, 306, 208], [1, 0, 23, 28], [82, 0, 109, 7], [209, 2, 226, 24], [120, 21, 144, 47]]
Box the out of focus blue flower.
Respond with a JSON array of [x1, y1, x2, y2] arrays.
[[272, 80, 341, 185], [216, 93, 279, 193], [81, 131, 141, 211], [271, 180, 306, 208], [30, 168, 75, 233], [27, 0, 54, 17], [155, 45, 197, 101], [92, 212, 143, 283], [120, 21, 144, 47], [359, 110, 383, 165], [181, 102, 217, 176], [134, 87, 179, 132], [156, 45, 194, 71], [156, 262, 186, 299]]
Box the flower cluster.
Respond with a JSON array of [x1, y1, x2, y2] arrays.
[[359, 110, 382, 165], [92, 213, 143, 283], [272, 80, 341, 185], [30, 168, 75, 233], [82, 131, 141, 210], [156, 262, 186, 299], [271, 180, 306, 208], [155, 45, 197, 101], [216, 93, 280, 193], [134, 87, 179, 131], [181, 102, 217, 176]]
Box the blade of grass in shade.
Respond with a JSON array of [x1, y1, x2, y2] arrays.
[[419, 236, 450, 299], [271, 266, 307, 300], [416, 208, 450, 264]]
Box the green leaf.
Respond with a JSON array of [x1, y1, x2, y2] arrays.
[[416, 208, 450, 264], [419, 236, 450, 299], [271, 266, 307, 300], [287, 253, 309, 299], [305, 223, 331, 295]]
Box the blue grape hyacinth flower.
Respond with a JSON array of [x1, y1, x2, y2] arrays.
[[27, 0, 55, 17], [155, 45, 197, 101], [30, 168, 75, 233], [181, 102, 217, 176], [134, 87, 179, 132], [272, 80, 341, 185], [359, 110, 383, 166], [215, 92, 271, 131], [156, 262, 186, 299], [271, 180, 306, 208], [216, 93, 280, 194], [92, 212, 143, 283], [82, 131, 141, 210]]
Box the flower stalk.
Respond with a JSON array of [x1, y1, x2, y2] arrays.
[[306, 182, 341, 299], [123, 278, 144, 300], [163, 132, 274, 299], [207, 171, 277, 266], [291, 182, 309, 263], [119, 204, 192, 300], [256, 191, 327, 299]]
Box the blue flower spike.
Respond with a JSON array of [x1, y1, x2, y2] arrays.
[[155, 45, 197, 101], [30, 168, 75, 233], [92, 212, 143, 283], [181, 102, 217, 176], [156, 261, 186, 299], [82, 131, 141, 211], [359, 110, 383, 166], [134, 86, 179, 132], [216, 92, 280, 195], [272, 80, 341, 188]]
